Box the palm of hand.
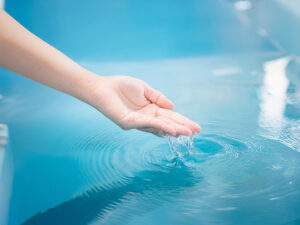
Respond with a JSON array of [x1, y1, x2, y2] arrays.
[[93, 75, 200, 136]]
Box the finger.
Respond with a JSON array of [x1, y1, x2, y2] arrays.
[[173, 123, 193, 136], [159, 116, 193, 136], [144, 84, 174, 110], [138, 127, 166, 137], [133, 117, 177, 136], [158, 108, 201, 133]]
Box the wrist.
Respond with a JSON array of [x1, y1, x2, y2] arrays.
[[75, 71, 107, 107]]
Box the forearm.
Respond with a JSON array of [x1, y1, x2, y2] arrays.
[[0, 9, 99, 102], [0, 10, 200, 136]]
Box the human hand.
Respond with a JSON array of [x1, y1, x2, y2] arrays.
[[0, 10, 200, 137], [88, 75, 201, 136]]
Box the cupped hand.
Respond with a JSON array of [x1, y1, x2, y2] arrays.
[[88, 75, 201, 136]]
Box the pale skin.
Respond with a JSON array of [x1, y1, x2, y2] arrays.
[[0, 9, 201, 136]]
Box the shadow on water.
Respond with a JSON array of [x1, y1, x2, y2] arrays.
[[21, 133, 247, 225], [21, 132, 249, 225], [22, 164, 201, 225], [15, 128, 300, 225]]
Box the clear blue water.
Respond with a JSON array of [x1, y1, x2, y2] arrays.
[[1, 0, 300, 225]]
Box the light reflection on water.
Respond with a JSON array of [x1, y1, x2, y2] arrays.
[[0, 124, 11, 225], [1, 0, 300, 222], [2, 54, 300, 225], [259, 56, 300, 152], [22, 122, 300, 225], [0, 124, 8, 178], [259, 57, 290, 137]]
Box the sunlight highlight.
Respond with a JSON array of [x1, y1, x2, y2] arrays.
[[259, 57, 290, 134]]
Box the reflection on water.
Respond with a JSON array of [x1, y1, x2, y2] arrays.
[[259, 56, 300, 152], [234, 1, 252, 11], [0, 52, 299, 224], [2, 49, 300, 225], [23, 165, 199, 225], [0, 124, 11, 225], [22, 124, 300, 225], [285, 57, 300, 120], [0, 124, 8, 176], [3, 0, 300, 222], [15, 55, 300, 224], [259, 57, 290, 135]]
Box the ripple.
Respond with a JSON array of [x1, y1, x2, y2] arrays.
[[73, 124, 300, 202], [73, 131, 177, 195], [22, 120, 300, 224], [26, 122, 300, 225], [171, 127, 300, 223]]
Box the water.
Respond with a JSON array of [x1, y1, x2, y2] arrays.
[[14, 121, 300, 225], [1, 0, 300, 224], [3, 54, 300, 225]]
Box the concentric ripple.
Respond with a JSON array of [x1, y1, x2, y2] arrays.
[[26, 122, 300, 225], [74, 122, 300, 200]]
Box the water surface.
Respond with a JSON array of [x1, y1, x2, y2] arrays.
[[1, 0, 300, 224]]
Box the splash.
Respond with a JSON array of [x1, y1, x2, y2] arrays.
[[167, 135, 194, 160]]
